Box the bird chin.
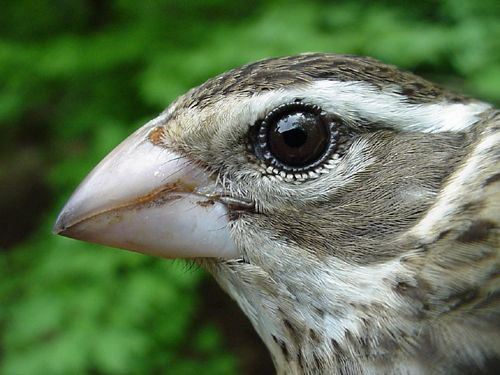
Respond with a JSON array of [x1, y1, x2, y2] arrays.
[[53, 118, 240, 259]]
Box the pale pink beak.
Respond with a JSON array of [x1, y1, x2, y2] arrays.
[[53, 117, 239, 259]]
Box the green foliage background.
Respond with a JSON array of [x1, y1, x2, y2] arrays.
[[0, 0, 498, 374]]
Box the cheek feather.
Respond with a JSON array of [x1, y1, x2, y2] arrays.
[[410, 127, 500, 241]]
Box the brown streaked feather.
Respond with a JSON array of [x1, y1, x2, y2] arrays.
[[400, 110, 500, 370], [179, 53, 472, 110]]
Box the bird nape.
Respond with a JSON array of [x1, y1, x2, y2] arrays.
[[54, 53, 499, 375]]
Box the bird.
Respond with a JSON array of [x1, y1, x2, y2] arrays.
[[54, 53, 499, 374]]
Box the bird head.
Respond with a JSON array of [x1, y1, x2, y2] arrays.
[[54, 54, 499, 373]]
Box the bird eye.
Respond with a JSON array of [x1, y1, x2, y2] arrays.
[[255, 102, 340, 172]]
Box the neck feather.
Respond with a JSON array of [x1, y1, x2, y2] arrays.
[[207, 255, 429, 374]]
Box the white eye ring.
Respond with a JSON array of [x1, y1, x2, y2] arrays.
[[254, 101, 340, 173]]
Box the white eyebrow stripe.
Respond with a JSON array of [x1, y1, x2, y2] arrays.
[[245, 80, 490, 133]]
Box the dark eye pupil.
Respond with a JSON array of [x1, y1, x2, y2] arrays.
[[282, 126, 307, 148], [255, 102, 340, 173], [267, 110, 329, 167]]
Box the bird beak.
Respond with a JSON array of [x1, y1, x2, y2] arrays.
[[53, 119, 239, 259]]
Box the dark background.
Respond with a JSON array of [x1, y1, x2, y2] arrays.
[[1, 0, 499, 374]]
